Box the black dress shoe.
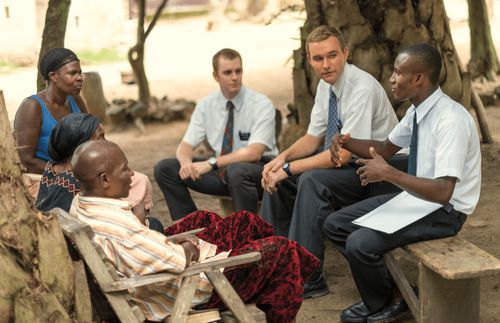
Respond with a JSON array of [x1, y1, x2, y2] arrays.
[[303, 272, 329, 299], [367, 298, 410, 323], [340, 301, 373, 323]]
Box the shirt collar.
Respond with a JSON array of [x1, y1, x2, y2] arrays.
[[330, 63, 349, 98], [409, 87, 444, 124], [78, 194, 133, 211], [218, 86, 245, 112]]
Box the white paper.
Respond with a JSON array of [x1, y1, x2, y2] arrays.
[[352, 191, 442, 234]]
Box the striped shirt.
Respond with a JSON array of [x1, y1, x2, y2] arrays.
[[70, 194, 224, 321]]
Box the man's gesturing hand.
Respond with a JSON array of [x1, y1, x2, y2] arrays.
[[355, 147, 390, 186]]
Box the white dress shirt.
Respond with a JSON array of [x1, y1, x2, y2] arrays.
[[388, 88, 481, 215], [183, 86, 278, 157], [307, 63, 398, 141]]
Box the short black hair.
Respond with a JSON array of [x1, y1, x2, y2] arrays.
[[400, 43, 442, 85]]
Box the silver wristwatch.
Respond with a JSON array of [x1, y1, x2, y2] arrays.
[[282, 162, 292, 177], [208, 157, 218, 170]]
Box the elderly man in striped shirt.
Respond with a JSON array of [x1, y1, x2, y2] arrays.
[[70, 140, 319, 322]]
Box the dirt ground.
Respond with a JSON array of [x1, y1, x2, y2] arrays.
[[2, 6, 500, 322]]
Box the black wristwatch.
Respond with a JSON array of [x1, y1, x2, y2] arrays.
[[208, 157, 218, 170], [282, 162, 293, 177]]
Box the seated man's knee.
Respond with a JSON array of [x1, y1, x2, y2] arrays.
[[345, 230, 377, 260], [154, 158, 180, 180], [323, 215, 343, 240], [226, 163, 252, 184], [297, 169, 322, 189]]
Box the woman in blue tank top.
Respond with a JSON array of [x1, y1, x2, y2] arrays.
[[14, 48, 88, 174]]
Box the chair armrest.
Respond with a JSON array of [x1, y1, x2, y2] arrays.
[[182, 251, 261, 276], [102, 252, 261, 292], [165, 228, 205, 241]]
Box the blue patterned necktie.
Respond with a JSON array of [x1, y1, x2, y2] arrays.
[[408, 112, 418, 176], [219, 101, 234, 179], [324, 87, 340, 150]]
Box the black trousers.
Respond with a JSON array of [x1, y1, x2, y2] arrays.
[[154, 157, 269, 221], [323, 192, 467, 313], [260, 155, 408, 266]]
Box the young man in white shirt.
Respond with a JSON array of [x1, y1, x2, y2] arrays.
[[155, 48, 278, 220], [260, 25, 401, 298], [324, 43, 481, 323]]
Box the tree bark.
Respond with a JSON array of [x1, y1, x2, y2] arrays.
[[128, 0, 168, 115], [294, 0, 474, 124], [36, 0, 71, 92], [467, 0, 500, 81], [0, 91, 82, 321]]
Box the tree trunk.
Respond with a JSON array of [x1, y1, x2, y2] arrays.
[[0, 91, 85, 321], [294, 0, 470, 125], [128, 0, 149, 116], [467, 0, 500, 81], [128, 0, 168, 117], [36, 0, 71, 92]]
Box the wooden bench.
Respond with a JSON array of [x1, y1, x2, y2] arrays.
[[385, 236, 500, 323], [218, 195, 262, 216], [53, 208, 266, 323]]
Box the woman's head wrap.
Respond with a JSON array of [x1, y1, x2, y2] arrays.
[[40, 48, 80, 80], [48, 113, 100, 162]]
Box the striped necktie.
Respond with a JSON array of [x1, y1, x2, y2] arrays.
[[408, 112, 418, 176], [221, 101, 234, 155], [219, 101, 234, 179], [324, 87, 340, 150]]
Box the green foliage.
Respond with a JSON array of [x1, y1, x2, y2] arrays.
[[76, 48, 125, 65], [0, 60, 22, 74], [146, 8, 208, 21]]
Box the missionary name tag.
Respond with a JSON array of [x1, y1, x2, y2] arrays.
[[239, 131, 251, 141]]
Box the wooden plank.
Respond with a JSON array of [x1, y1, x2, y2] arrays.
[[73, 260, 92, 323], [70, 229, 144, 323], [405, 237, 500, 279], [104, 252, 261, 292], [165, 228, 205, 242], [384, 252, 420, 322], [471, 85, 493, 143], [217, 197, 262, 216], [205, 271, 258, 323], [171, 276, 199, 323], [52, 208, 94, 238], [419, 263, 479, 323], [452, 46, 493, 143], [184, 309, 220, 323], [167, 309, 221, 323], [221, 304, 267, 323], [182, 252, 261, 277], [218, 197, 236, 216]]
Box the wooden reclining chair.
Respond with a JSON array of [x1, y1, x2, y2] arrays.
[[53, 208, 266, 323]]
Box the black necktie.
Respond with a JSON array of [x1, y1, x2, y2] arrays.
[[408, 112, 418, 176]]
